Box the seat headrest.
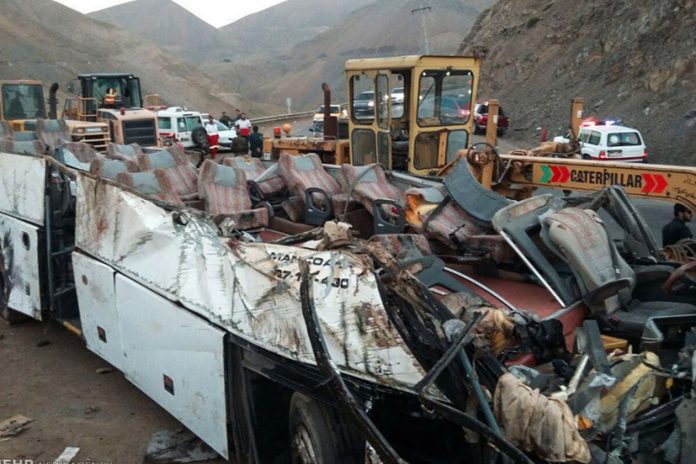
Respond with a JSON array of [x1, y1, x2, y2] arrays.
[[0, 139, 46, 156]]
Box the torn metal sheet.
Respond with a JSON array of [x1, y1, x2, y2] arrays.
[[0, 152, 46, 225], [0, 214, 43, 319], [75, 174, 425, 390]]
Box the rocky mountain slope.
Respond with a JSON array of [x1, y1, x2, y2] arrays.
[[89, 0, 377, 64], [0, 0, 282, 116], [206, 0, 491, 109], [458, 0, 696, 164], [89, 0, 218, 64]]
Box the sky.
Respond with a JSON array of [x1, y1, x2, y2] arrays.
[[52, 0, 288, 28]]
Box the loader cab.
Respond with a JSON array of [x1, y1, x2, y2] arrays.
[[78, 73, 144, 119], [346, 55, 480, 176], [0, 80, 46, 130], [69, 73, 158, 147]]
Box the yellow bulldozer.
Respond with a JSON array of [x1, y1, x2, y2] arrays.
[[62, 73, 160, 147], [0, 79, 110, 150]]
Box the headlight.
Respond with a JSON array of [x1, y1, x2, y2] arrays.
[[76, 127, 85, 134], [368, 101, 374, 108]]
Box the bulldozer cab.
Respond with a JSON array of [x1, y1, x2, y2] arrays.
[[346, 55, 480, 176], [78, 73, 143, 120], [0, 80, 46, 128]]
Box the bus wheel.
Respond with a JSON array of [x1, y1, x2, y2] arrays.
[[288, 392, 362, 464]]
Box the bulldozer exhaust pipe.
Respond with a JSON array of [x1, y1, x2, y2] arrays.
[[321, 82, 337, 140], [48, 82, 59, 119]]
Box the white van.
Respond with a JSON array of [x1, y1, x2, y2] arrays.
[[579, 124, 647, 163], [157, 107, 205, 148]]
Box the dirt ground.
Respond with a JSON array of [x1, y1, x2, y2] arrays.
[[0, 320, 227, 464]]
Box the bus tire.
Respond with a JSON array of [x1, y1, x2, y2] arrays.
[[288, 392, 362, 464]]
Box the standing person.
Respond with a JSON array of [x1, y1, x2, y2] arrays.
[[235, 113, 252, 138], [234, 108, 242, 122], [219, 111, 233, 128], [205, 114, 220, 159], [249, 125, 264, 158], [662, 203, 693, 246]]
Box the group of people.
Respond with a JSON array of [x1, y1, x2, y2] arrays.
[[204, 108, 264, 158]]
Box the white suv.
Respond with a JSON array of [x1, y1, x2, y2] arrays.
[[157, 107, 205, 148], [578, 124, 647, 163]]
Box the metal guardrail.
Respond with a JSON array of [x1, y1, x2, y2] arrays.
[[251, 111, 314, 125]]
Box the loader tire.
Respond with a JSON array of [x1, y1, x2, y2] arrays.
[[288, 392, 362, 464]]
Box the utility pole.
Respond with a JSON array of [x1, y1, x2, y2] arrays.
[[411, 5, 431, 55]]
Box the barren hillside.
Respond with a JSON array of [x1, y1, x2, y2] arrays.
[[89, 0, 218, 63], [208, 0, 492, 109], [459, 0, 696, 164], [0, 0, 283, 116]]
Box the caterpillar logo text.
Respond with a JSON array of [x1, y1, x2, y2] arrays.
[[505, 157, 696, 212], [539, 164, 670, 192]]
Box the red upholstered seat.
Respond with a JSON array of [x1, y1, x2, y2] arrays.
[[278, 152, 354, 217], [0, 121, 14, 140], [106, 142, 144, 163], [420, 200, 513, 263], [90, 158, 138, 180], [223, 156, 286, 196], [198, 160, 268, 230], [340, 163, 404, 213], [36, 119, 69, 155], [59, 142, 103, 171], [116, 170, 184, 206], [137, 148, 198, 200], [0, 139, 46, 156]]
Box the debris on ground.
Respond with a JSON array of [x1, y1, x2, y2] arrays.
[[84, 406, 100, 418], [54, 446, 80, 464], [35, 339, 50, 347], [96, 367, 114, 374], [0, 415, 33, 438], [145, 429, 220, 463]]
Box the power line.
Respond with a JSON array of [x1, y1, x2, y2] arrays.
[[411, 5, 431, 55]]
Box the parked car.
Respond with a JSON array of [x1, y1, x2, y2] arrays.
[[390, 87, 405, 104], [215, 120, 237, 148], [473, 102, 509, 135], [313, 104, 344, 122], [353, 90, 375, 118], [579, 124, 647, 162], [308, 120, 324, 137], [417, 95, 471, 124]]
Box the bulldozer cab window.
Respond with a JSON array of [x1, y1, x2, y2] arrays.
[[390, 73, 405, 119], [351, 129, 376, 165], [414, 131, 440, 170], [375, 74, 389, 129], [351, 75, 375, 123], [2, 84, 46, 120], [446, 130, 469, 163], [91, 77, 142, 109], [417, 70, 473, 127]]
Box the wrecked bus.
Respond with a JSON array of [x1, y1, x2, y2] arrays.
[[1, 134, 695, 462], [1, 60, 695, 462]]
